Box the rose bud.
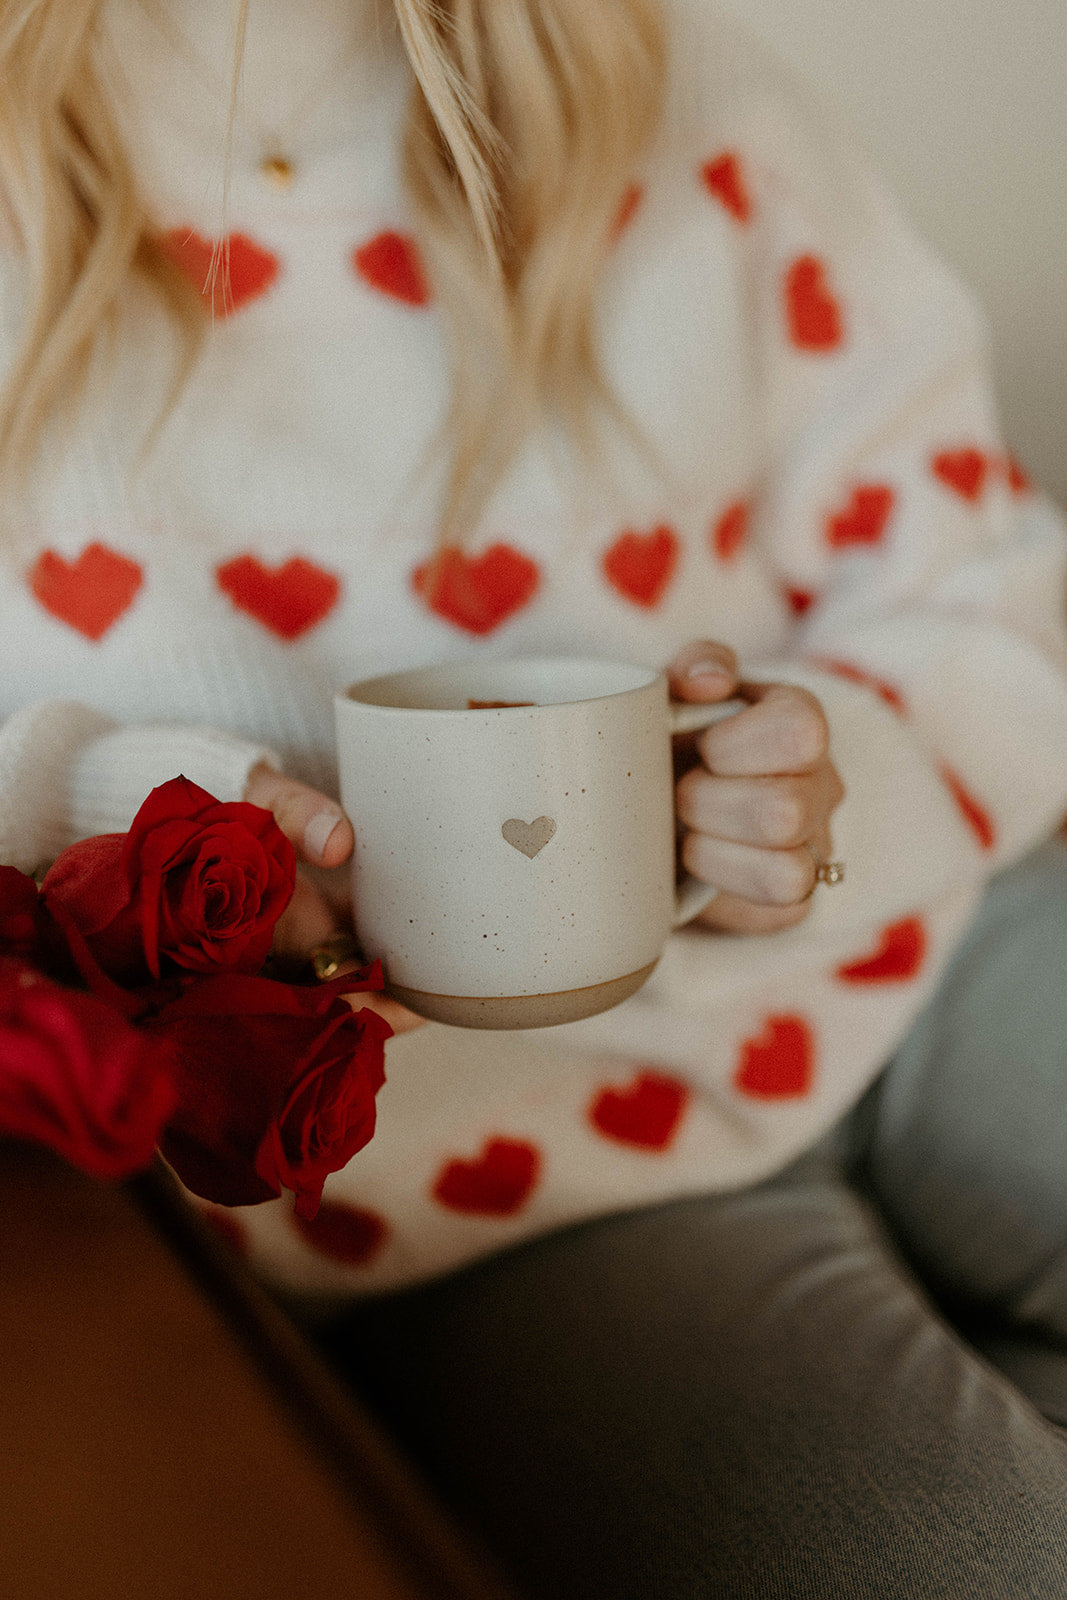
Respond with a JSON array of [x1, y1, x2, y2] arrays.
[[0, 958, 176, 1181], [149, 966, 391, 1219], [42, 776, 297, 983]]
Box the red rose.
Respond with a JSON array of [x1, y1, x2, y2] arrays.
[[0, 958, 176, 1180], [150, 964, 391, 1219], [2, 861, 128, 1002], [42, 776, 296, 982]]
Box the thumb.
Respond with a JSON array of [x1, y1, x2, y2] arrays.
[[666, 639, 739, 703], [244, 763, 355, 868]]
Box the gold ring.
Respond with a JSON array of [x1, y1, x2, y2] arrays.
[[309, 932, 365, 981], [803, 843, 845, 897]]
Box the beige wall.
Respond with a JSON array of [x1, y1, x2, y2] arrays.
[[720, 0, 1067, 505]]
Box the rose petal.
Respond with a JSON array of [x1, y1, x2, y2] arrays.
[[151, 971, 389, 1212], [0, 959, 175, 1180]]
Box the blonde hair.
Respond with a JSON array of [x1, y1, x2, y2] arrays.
[[0, 0, 667, 538]]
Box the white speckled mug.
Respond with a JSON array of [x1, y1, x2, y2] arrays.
[[334, 658, 740, 1029]]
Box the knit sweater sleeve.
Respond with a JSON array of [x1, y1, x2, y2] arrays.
[[701, 13, 1067, 922], [0, 700, 279, 873], [566, 8, 1067, 1167]]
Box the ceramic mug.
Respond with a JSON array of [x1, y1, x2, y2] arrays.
[[334, 657, 741, 1029]]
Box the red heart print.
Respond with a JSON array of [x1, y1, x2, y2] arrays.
[[931, 448, 989, 503], [294, 1200, 390, 1266], [432, 1137, 541, 1217], [940, 764, 996, 852], [216, 554, 341, 640], [784, 255, 844, 352], [588, 1070, 690, 1152], [611, 182, 645, 241], [734, 1015, 815, 1099], [159, 228, 280, 316], [711, 499, 751, 562], [825, 484, 896, 549], [701, 151, 752, 224], [412, 543, 540, 635], [602, 524, 680, 608], [352, 230, 431, 306], [1005, 453, 1032, 495], [784, 585, 816, 617], [836, 917, 927, 984], [29, 543, 143, 641], [808, 657, 907, 716]]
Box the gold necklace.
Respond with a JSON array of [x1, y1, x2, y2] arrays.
[[142, 4, 368, 191]]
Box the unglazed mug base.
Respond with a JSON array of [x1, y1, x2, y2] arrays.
[[385, 960, 659, 1030]]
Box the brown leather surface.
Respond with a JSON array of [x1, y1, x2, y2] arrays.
[[0, 1142, 513, 1600]]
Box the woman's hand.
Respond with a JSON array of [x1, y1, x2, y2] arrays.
[[667, 642, 845, 934], [243, 762, 425, 1033]]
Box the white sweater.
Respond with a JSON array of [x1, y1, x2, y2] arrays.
[[2, 0, 1066, 1295]]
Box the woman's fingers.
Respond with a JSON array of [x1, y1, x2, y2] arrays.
[[671, 670, 846, 934], [693, 826, 835, 933], [271, 872, 426, 1033], [677, 759, 845, 848], [269, 872, 339, 964], [244, 761, 354, 867], [674, 680, 843, 934], [692, 895, 813, 935], [245, 769, 423, 1029], [696, 682, 831, 777], [665, 639, 740, 703], [681, 828, 819, 908]]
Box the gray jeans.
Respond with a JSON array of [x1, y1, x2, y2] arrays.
[[316, 840, 1067, 1599]]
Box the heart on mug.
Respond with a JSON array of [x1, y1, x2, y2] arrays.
[[501, 816, 557, 859]]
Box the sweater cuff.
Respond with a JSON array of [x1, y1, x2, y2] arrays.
[[68, 723, 282, 841], [0, 701, 117, 873], [0, 702, 282, 873]]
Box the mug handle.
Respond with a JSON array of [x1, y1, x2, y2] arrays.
[[669, 697, 746, 927]]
